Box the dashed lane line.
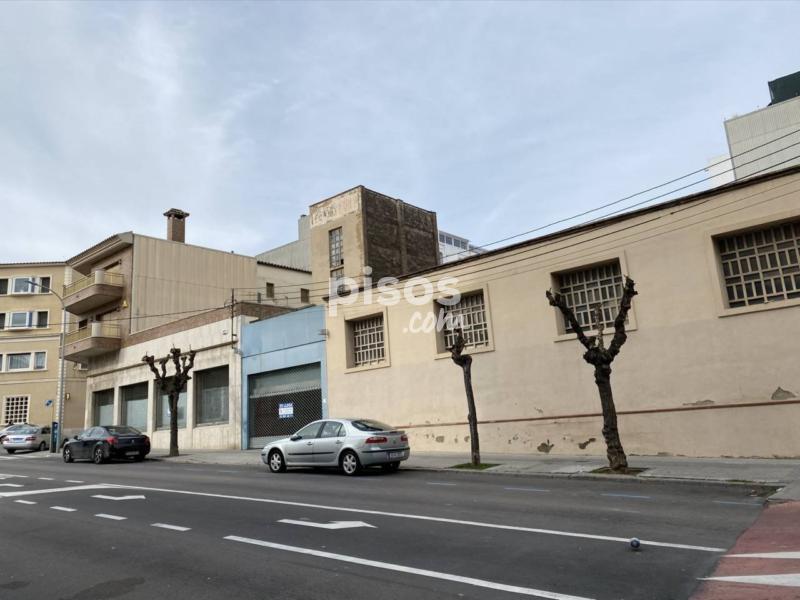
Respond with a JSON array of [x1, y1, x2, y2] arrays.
[[14, 500, 36, 505], [115, 484, 726, 553], [426, 482, 458, 486], [51, 506, 76, 512], [37, 477, 54, 481], [600, 493, 651, 500], [151, 523, 191, 532], [0, 483, 24, 487], [66, 480, 84, 484], [225, 535, 595, 600], [504, 487, 550, 493], [0, 484, 112, 498], [95, 514, 126, 521]]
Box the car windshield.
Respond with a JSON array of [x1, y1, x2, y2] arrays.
[[350, 419, 393, 432], [3, 425, 27, 433], [105, 426, 141, 435], [15, 426, 38, 434]]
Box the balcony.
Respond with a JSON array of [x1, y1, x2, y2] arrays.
[[62, 323, 121, 362], [63, 270, 124, 315]]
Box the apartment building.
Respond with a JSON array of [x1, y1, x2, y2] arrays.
[[324, 165, 800, 459], [0, 262, 86, 433]]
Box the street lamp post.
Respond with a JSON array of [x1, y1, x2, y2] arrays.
[[25, 280, 67, 453]]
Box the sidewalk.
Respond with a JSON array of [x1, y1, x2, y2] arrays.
[[152, 448, 800, 500]]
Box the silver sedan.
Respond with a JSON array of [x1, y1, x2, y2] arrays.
[[261, 418, 410, 476], [2, 424, 51, 453]]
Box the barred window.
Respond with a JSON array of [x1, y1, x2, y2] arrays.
[[440, 291, 490, 349], [717, 220, 800, 308], [352, 316, 385, 367], [329, 227, 343, 268], [556, 261, 624, 333], [3, 396, 29, 424]]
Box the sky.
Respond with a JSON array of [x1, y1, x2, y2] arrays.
[[1, 1, 799, 263]]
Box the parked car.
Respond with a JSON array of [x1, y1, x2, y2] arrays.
[[262, 418, 410, 475], [2, 424, 51, 453], [62, 426, 150, 464]]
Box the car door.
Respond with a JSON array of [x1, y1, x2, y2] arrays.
[[284, 422, 323, 466], [313, 421, 345, 465], [77, 428, 101, 459]]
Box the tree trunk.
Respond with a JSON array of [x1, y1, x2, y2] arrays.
[[593, 365, 627, 471], [462, 360, 480, 467], [169, 392, 179, 457]]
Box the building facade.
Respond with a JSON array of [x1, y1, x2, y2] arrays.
[[438, 230, 484, 264], [241, 306, 327, 449], [721, 71, 800, 181], [323, 166, 800, 459], [0, 263, 86, 432]]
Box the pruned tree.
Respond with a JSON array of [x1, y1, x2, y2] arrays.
[[546, 277, 638, 472], [449, 328, 480, 467], [142, 347, 196, 457]]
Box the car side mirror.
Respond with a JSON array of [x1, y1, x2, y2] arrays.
[[290, 435, 301, 441], [73, 435, 78, 440]]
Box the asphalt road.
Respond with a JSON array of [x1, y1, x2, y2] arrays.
[[0, 453, 767, 600]]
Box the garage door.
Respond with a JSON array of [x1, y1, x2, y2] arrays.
[[247, 363, 322, 449]]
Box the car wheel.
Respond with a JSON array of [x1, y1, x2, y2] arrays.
[[38, 441, 47, 452], [92, 445, 106, 465], [6, 448, 15, 454], [340, 450, 361, 476], [268, 450, 286, 473], [63, 446, 74, 463], [381, 461, 400, 472]]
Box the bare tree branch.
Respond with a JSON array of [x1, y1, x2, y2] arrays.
[[546, 289, 593, 350], [608, 277, 638, 358]]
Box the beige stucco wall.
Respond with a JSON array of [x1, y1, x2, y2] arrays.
[[255, 263, 312, 308], [1, 264, 86, 429], [325, 170, 800, 458], [309, 187, 366, 291], [131, 235, 258, 333], [83, 316, 247, 450]]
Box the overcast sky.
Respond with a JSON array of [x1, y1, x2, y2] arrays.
[[1, 1, 799, 263]]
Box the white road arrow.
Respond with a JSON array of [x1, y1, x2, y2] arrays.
[[278, 519, 375, 530], [91, 494, 146, 501]]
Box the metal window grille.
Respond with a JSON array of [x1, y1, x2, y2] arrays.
[[717, 220, 800, 308], [557, 261, 624, 333], [329, 227, 343, 268], [441, 292, 490, 349], [352, 316, 385, 366], [4, 396, 29, 424]]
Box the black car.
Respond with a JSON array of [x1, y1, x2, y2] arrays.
[[63, 426, 150, 464]]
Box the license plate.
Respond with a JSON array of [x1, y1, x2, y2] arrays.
[[125, 451, 139, 456], [388, 451, 404, 459]]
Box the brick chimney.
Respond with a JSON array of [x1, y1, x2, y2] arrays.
[[164, 208, 190, 243]]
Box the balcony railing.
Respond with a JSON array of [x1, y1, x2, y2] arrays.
[[65, 323, 121, 345], [64, 270, 124, 297]]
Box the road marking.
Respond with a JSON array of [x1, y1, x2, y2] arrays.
[[225, 535, 595, 600], [0, 474, 28, 478], [117, 484, 725, 553], [0, 483, 24, 487], [51, 506, 76, 512], [92, 494, 146, 501], [66, 480, 84, 483], [504, 487, 550, 493], [14, 500, 36, 505], [0, 484, 111, 498], [729, 551, 800, 559], [151, 523, 191, 531], [95, 513, 126, 521], [37, 477, 54, 481], [278, 519, 376, 530], [712, 500, 762, 506], [216, 470, 238, 473], [600, 493, 651, 500], [426, 482, 458, 486], [702, 573, 800, 587]]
